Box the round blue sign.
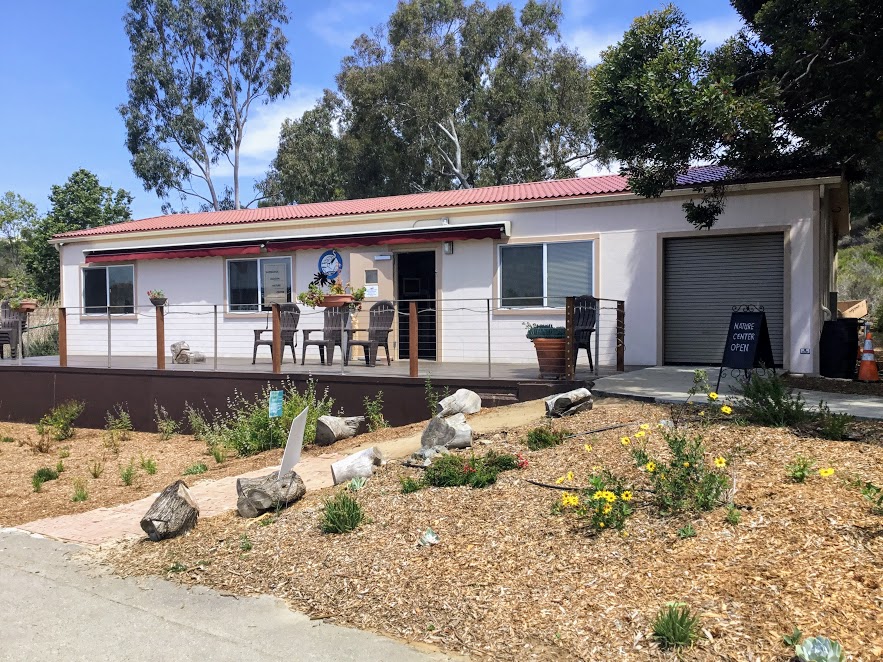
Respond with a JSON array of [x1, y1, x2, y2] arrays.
[[318, 250, 343, 280]]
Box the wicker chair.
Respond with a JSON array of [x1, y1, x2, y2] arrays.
[[252, 303, 300, 364], [344, 301, 394, 367], [0, 301, 26, 360], [572, 295, 598, 371], [301, 307, 350, 366]]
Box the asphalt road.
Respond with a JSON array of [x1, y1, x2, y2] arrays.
[[0, 529, 450, 662]]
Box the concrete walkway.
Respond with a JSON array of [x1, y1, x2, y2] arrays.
[[593, 366, 883, 420], [0, 529, 451, 662]]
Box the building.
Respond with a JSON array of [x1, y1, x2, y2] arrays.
[[53, 166, 848, 374]]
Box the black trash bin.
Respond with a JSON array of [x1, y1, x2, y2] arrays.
[[819, 319, 860, 378]]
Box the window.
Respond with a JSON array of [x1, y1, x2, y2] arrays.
[[499, 241, 593, 307], [83, 265, 135, 314], [227, 257, 292, 312]]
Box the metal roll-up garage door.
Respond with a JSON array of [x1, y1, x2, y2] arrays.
[[664, 233, 784, 365]]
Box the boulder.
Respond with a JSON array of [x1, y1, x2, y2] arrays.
[[408, 445, 449, 467], [545, 388, 593, 418], [421, 413, 473, 449], [437, 389, 482, 417]]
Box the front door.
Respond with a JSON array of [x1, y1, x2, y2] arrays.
[[396, 251, 437, 360]]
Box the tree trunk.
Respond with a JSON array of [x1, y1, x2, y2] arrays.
[[236, 470, 306, 519], [314, 415, 365, 446], [330, 447, 384, 486], [140, 480, 199, 542]]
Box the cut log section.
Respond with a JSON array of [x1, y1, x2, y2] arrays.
[[140, 480, 199, 542], [314, 415, 365, 446], [236, 470, 306, 519], [330, 447, 384, 485]]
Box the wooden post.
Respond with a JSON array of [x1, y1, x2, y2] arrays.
[[564, 296, 575, 380], [155, 305, 165, 370], [616, 300, 625, 373], [58, 308, 67, 368], [271, 303, 282, 374], [409, 300, 418, 378]]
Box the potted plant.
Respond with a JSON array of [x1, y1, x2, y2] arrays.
[[525, 323, 568, 379], [5, 274, 38, 312], [147, 289, 167, 306], [298, 273, 366, 310]]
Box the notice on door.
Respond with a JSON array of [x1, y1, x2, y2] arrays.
[[262, 261, 288, 306], [720, 311, 775, 370]]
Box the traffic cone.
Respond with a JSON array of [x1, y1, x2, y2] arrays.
[[857, 324, 880, 382]]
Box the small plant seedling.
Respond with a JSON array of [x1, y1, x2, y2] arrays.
[[363, 392, 389, 431], [154, 402, 180, 440], [166, 562, 187, 573], [239, 534, 253, 552], [71, 477, 88, 502], [0, 436, 14, 443], [526, 426, 568, 451], [677, 523, 696, 539], [211, 445, 225, 464], [58, 447, 71, 459], [400, 476, 423, 494], [347, 476, 367, 492], [140, 455, 158, 475], [787, 455, 815, 483], [782, 627, 803, 647], [652, 602, 699, 649], [726, 505, 741, 525], [119, 460, 137, 486], [56, 460, 65, 474], [321, 492, 364, 534], [89, 459, 104, 479], [183, 462, 208, 476]]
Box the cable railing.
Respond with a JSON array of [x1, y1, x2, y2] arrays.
[[46, 296, 625, 380]]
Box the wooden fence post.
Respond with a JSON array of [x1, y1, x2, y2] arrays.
[[271, 304, 282, 374], [156, 305, 165, 370], [58, 307, 67, 368], [565, 296, 575, 380], [409, 300, 418, 378], [616, 300, 625, 373]]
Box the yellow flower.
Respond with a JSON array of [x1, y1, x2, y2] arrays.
[[598, 521, 605, 528], [560, 493, 580, 507], [634, 431, 646, 439], [592, 490, 604, 501], [721, 405, 733, 415], [602, 503, 612, 514], [555, 476, 565, 485], [621, 491, 633, 501], [660, 473, 666, 480], [620, 436, 631, 446], [584, 444, 592, 452], [708, 392, 719, 401], [566, 471, 575, 482], [621, 531, 629, 537], [639, 423, 651, 431], [646, 461, 656, 473], [591, 465, 602, 472], [698, 411, 706, 417], [683, 462, 690, 468], [819, 467, 835, 478], [605, 492, 617, 503], [714, 456, 727, 468]]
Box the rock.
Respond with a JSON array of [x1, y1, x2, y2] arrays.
[[545, 388, 593, 418], [437, 389, 482, 417], [408, 445, 449, 467], [314, 416, 365, 446], [421, 413, 473, 449]]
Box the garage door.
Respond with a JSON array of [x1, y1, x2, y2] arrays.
[[664, 233, 784, 366]]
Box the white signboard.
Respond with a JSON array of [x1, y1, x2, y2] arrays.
[[262, 261, 288, 306], [364, 284, 379, 298], [279, 406, 308, 476]]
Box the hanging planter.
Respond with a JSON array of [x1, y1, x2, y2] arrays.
[[11, 298, 38, 313], [526, 324, 567, 379], [147, 289, 167, 307], [321, 294, 354, 308], [298, 273, 366, 310]]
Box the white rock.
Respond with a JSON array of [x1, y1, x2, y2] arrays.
[[437, 389, 482, 417]]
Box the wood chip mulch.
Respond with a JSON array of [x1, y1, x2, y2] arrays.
[[99, 401, 883, 661], [785, 374, 883, 398]]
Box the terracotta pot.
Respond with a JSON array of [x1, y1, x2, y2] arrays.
[[149, 297, 167, 307], [12, 299, 37, 313], [322, 294, 354, 308], [532, 337, 567, 379]]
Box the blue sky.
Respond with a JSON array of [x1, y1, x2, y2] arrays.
[[0, 0, 742, 221]]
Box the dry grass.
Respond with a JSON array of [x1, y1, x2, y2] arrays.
[[101, 400, 883, 661]]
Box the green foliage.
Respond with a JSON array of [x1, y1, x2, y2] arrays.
[[652, 602, 699, 649], [120, 0, 291, 211], [423, 375, 450, 418], [422, 450, 520, 489], [737, 372, 811, 427], [183, 463, 208, 476], [816, 403, 853, 441], [568, 470, 633, 532], [321, 492, 364, 534], [58, 447, 70, 459], [347, 476, 367, 492], [154, 403, 180, 440], [36, 400, 85, 442], [786, 455, 815, 483], [71, 477, 88, 503], [239, 534, 253, 552], [211, 445, 225, 464], [524, 324, 566, 339], [32, 467, 59, 492], [166, 562, 187, 573], [363, 392, 388, 431], [860, 481, 883, 515], [119, 460, 137, 486], [400, 476, 423, 494], [0, 191, 38, 276], [89, 460, 104, 479], [0, 436, 14, 443], [140, 455, 157, 475], [55, 460, 65, 474], [783, 627, 803, 647], [794, 636, 845, 662], [677, 523, 696, 539], [725, 504, 741, 525], [526, 426, 567, 451], [632, 430, 728, 515], [105, 404, 133, 443], [24, 325, 59, 357]]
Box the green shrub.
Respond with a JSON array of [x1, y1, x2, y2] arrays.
[[560, 470, 633, 532], [786, 455, 815, 483], [422, 450, 521, 489], [210, 445, 225, 464], [239, 534, 253, 552], [184, 403, 211, 440], [652, 602, 699, 648], [860, 481, 883, 514], [119, 460, 136, 486], [725, 504, 741, 525], [32, 467, 59, 492], [816, 403, 853, 441], [25, 326, 59, 357], [424, 375, 451, 418], [737, 372, 811, 427], [363, 391, 388, 431], [140, 455, 157, 475], [105, 404, 133, 443], [321, 492, 364, 533], [526, 426, 568, 450], [36, 400, 85, 442], [89, 459, 104, 479], [154, 402, 179, 440], [58, 447, 70, 459], [0, 436, 13, 443], [677, 523, 697, 539], [56, 460, 65, 474], [71, 477, 88, 502], [183, 462, 208, 476], [400, 476, 423, 493]]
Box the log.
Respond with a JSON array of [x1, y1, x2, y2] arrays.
[[421, 413, 473, 449], [545, 388, 593, 418], [236, 470, 306, 519], [330, 447, 384, 485], [314, 415, 365, 446], [140, 480, 199, 542]]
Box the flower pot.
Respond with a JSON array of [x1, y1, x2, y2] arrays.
[[532, 337, 567, 379], [12, 299, 37, 313], [322, 294, 353, 308], [149, 297, 167, 307]]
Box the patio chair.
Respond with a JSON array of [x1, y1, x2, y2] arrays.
[[344, 300, 394, 367], [301, 307, 350, 366], [572, 295, 598, 371], [0, 301, 26, 360], [252, 303, 300, 364]]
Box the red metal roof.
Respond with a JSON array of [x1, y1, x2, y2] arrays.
[[57, 165, 736, 240]]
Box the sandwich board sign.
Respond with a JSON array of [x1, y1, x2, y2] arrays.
[[715, 307, 775, 391]]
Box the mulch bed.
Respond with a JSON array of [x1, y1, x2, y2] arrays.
[[100, 400, 883, 660], [785, 374, 883, 398]]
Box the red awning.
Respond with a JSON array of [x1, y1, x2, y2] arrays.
[[85, 245, 262, 263], [266, 225, 504, 252]]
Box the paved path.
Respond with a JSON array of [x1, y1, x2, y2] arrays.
[[593, 366, 883, 420], [0, 529, 451, 662]]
